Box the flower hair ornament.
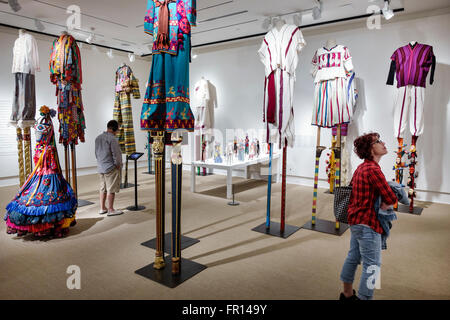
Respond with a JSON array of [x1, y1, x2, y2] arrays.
[[39, 105, 57, 118]]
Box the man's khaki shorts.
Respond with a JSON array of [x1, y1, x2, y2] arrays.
[[99, 167, 121, 194]]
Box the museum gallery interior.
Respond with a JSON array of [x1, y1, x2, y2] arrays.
[[0, 0, 449, 300]]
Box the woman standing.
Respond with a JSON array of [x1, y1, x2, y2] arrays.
[[340, 133, 397, 300]]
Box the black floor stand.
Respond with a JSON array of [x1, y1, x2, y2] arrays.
[[302, 218, 349, 236], [227, 186, 240, 206], [126, 152, 145, 211], [77, 199, 94, 207], [135, 257, 207, 288], [252, 221, 300, 239], [120, 182, 136, 189], [141, 232, 200, 253], [396, 204, 423, 215]]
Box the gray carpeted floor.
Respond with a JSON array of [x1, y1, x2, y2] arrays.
[[0, 169, 449, 300]]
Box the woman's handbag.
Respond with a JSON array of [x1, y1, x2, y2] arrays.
[[333, 184, 352, 224]]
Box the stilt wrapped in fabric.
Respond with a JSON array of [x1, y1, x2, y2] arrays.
[[152, 131, 166, 270], [171, 132, 183, 274], [4, 106, 77, 238]]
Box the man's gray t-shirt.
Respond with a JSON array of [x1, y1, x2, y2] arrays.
[[95, 131, 122, 174]]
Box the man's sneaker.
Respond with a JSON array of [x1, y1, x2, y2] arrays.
[[107, 210, 124, 216], [339, 290, 360, 300], [99, 209, 107, 215]]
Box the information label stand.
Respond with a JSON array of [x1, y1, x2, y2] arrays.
[[126, 152, 145, 211]]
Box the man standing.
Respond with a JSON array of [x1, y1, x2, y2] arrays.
[[95, 120, 123, 216]]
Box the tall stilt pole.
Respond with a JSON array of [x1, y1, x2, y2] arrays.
[[335, 125, 342, 230], [16, 127, 25, 186], [23, 127, 32, 178], [408, 135, 418, 213], [265, 143, 273, 229], [201, 134, 207, 176], [124, 155, 129, 186], [312, 127, 326, 226], [280, 144, 287, 234], [326, 134, 337, 193], [394, 137, 405, 210], [152, 131, 166, 270], [70, 143, 78, 198], [171, 132, 183, 275], [64, 145, 70, 183]]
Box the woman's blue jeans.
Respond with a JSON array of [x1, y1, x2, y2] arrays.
[[340, 224, 382, 300]]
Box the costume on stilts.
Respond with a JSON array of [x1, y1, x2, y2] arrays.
[[49, 33, 85, 199], [258, 23, 306, 233], [309, 44, 355, 230], [5, 106, 77, 238], [11, 31, 40, 186], [113, 64, 140, 185], [141, 0, 196, 274], [387, 42, 435, 212]]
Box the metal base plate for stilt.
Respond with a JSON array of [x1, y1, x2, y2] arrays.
[[302, 218, 349, 236], [135, 257, 207, 288], [324, 190, 334, 194], [77, 199, 94, 207], [141, 233, 200, 253], [252, 221, 300, 239], [126, 205, 146, 211], [396, 204, 423, 215], [120, 183, 136, 189]]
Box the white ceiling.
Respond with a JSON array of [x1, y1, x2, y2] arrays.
[[0, 0, 449, 55]]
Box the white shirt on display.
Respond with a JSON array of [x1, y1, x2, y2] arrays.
[[12, 32, 40, 75]]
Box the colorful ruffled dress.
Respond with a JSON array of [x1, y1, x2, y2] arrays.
[[4, 107, 77, 237]]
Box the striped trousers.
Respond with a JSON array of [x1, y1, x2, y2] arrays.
[[113, 91, 136, 155], [393, 85, 425, 138]]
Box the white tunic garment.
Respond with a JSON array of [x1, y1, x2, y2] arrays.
[[192, 78, 211, 133], [258, 24, 306, 148], [12, 33, 40, 75], [311, 45, 353, 83]]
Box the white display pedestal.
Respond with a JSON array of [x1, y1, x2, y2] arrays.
[[191, 153, 281, 199]]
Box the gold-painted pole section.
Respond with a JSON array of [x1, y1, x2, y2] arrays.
[[152, 131, 166, 270]]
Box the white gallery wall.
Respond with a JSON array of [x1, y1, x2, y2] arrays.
[[0, 9, 449, 204], [189, 10, 450, 204]]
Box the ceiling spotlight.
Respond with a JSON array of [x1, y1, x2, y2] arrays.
[[86, 33, 94, 44], [34, 18, 45, 31], [312, 0, 322, 20], [382, 0, 394, 20], [8, 0, 21, 12], [293, 13, 302, 26], [128, 53, 135, 62], [106, 48, 114, 59]]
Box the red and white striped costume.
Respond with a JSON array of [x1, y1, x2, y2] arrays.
[[258, 24, 306, 148], [311, 45, 354, 128]]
